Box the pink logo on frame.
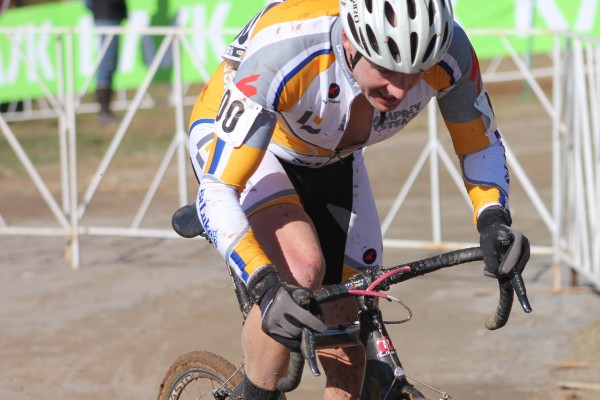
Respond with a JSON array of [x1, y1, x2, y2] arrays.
[[377, 337, 395, 355]]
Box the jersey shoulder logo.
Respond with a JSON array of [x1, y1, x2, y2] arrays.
[[237, 75, 260, 98]]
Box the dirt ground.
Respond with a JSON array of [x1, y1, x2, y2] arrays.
[[1, 89, 600, 400]]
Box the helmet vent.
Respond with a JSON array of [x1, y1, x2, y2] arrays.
[[384, 1, 397, 27], [365, 0, 373, 13], [366, 25, 381, 55], [407, 0, 417, 19], [410, 32, 418, 63], [346, 13, 360, 45], [428, 0, 435, 26], [423, 36, 436, 63], [388, 37, 401, 62], [358, 28, 372, 57], [442, 22, 450, 46]]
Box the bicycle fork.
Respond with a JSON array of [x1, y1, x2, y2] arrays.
[[358, 296, 448, 400]]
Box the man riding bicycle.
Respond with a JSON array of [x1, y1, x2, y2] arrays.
[[188, 0, 530, 398]]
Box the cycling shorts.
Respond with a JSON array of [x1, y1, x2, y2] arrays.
[[190, 126, 382, 284]]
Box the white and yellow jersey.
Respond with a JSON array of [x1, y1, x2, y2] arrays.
[[189, 0, 509, 282]]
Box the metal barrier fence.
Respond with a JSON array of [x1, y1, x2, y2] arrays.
[[0, 27, 598, 290]]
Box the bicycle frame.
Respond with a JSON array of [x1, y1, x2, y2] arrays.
[[357, 296, 409, 399], [227, 264, 425, 399]]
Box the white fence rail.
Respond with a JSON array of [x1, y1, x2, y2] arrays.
[[0, 27, 598, 290]]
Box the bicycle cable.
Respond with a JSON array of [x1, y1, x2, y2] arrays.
[[203, 363, 245, 400], [347, 266, 414, 324], [404, 374, 452, 400]]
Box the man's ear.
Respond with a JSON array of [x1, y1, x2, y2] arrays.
[[341, 29, 352, 52]]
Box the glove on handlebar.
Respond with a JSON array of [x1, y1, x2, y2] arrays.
[[247, 265, 327, 351], [477, 206, 530, 278]]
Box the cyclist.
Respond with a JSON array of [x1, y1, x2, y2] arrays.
[[188, 0, 530, 398]]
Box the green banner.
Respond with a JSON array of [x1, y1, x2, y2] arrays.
[[454, 1, 600, 58], [0, 0, 599, 103], [0, 0, 268, 103]]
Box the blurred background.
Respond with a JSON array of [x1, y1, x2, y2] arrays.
[[1, 1, 599, 399]]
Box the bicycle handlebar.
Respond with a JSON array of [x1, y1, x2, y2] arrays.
[[313, 246, 530, 329], [171, 204, 532, 328], [299, 247, 532, 378], [171, 204, 532, 327]]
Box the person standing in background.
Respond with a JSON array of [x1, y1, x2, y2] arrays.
[[85, 0, 127, 123], [0, 0, 10, 16]]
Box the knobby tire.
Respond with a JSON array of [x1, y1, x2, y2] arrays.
[[367, 376, 428, 400], [157, 350, 243, 400]]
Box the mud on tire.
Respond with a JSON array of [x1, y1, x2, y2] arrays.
[[157, 350, 243, 400]]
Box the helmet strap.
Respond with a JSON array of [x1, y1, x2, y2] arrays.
[[344, 47, 363, 71], [350, 51, 363, 70]]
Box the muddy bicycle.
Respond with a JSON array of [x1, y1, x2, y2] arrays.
[[157, 204, 532, 400]]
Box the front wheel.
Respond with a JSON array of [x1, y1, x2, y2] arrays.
[[367, 376, 428, 399], [157, 350, 243, 400]]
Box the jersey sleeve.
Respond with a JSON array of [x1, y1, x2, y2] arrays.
[[200, 77, 279, 282], [435, 24, 510, 225], [189, 50, 280, 282]]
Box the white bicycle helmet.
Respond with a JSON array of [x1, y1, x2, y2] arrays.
[[339, 0, 454, 73]]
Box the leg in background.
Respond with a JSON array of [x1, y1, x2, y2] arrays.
[[319, 297, 365, 400], [95, 19, 121, 123]]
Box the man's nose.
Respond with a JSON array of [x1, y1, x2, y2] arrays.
[[387, 73, 421, 98]]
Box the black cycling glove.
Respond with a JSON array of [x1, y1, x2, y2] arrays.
[[477, 206, 530, 279], [247, 264, 327, 350]]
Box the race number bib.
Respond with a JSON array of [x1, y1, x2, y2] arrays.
[[215, 81, 263, 148]]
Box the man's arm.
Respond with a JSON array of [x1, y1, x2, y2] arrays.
[[198, 78, 278, 282], [436, 24, 530, 281], [435, 24, 509, 224]]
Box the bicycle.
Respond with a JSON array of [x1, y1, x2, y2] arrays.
[[157, 204, 532, 400]]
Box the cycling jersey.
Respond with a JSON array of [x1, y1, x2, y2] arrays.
[[189, 0, 509, 284]]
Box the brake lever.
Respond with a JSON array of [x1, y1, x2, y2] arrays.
[[300, 328, 320, 376], [511, 267, 532, 313], [497, 230, 532, 314]]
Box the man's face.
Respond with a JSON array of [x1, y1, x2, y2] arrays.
[[342, 32, 423, 112]]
